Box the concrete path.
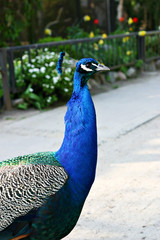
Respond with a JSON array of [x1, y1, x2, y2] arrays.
[[0, 71, 160, 239]]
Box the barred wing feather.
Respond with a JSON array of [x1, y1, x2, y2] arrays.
[[0, 163, 68, 231]]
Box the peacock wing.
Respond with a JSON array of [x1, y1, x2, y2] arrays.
[[0, 152, 68, 232]]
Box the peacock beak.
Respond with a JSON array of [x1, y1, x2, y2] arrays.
[[96, 64, 110, 72]]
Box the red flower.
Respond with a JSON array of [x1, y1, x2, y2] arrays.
[[94, 19, 99, 25], [133, 17, 138, 23], [119, 17, 124, 22]]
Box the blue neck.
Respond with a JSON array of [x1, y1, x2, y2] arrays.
[[73, 71, 82, 93], [72, 71, 90, 94], [56, 73, 97, 198]]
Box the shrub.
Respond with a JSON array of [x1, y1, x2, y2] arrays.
[[14, 49, 76, 110]]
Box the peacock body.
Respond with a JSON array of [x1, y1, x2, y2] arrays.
[[0, 57, 109, 240]]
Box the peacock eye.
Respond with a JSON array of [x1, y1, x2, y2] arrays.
[[86, 63, 91, 68]]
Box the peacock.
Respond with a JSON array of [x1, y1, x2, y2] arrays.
[[0, 53, 110, 240]]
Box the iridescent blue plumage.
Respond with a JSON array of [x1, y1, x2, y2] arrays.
[[56, 51, 65, 75], [0, 57, 109, 240]]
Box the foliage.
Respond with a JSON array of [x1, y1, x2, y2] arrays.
[[119, 66, 128, 74], [67, 23, 100, 40], [145, 35, 159, 58], [14, 49, 76, 110], [0, 0, 41, 47], [67, 24, 89, 39], [123, 0, 160, 30], [38, 36, 66, 44], [42, 0, 76, 38], [64, 14, 139, 67], [135, 59, 143, 69], [115, 16, 139, 35], [67, 33, 138, 68]]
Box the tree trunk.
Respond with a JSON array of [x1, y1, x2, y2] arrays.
[[117, 0, 123, 20]]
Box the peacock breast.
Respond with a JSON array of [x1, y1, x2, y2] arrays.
[[32, 180, 83, 240]]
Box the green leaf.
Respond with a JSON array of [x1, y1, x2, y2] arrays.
[[28, 92, 41, 101], [34, 101, 42, 110], [17, 102, 28, 110]]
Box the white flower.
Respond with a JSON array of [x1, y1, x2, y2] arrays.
[[65, 68, 72, 73], [49, 62, 54, 67], [22, 54, 28, 60], [64, 88, 69, 92], [29, 88, 34, 92], [64, 77, 70, 81], [40, 67, 46, 73], [29, 69, 33, 73], [45, 63, 49, 67], [47, 96, 52, 103], [50, 86, 54, 89], [42, 84, 50, 88], [63, 59, 68, 64], [32, 74, 36, 78], [44, 48, 49, 52], [45, 56, 52, 60], [64, 59, 75, 65], [53, 76, 59, 84], [31, 59, 36, 63], [33, 68, 39, 73], [45, 75, 50, 79]]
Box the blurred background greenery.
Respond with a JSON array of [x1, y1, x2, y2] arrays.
[[0, 0, 160, 47]]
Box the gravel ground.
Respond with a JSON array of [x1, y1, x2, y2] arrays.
[[0, 71, 160, 239]]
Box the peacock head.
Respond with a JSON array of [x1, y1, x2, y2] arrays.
[[75, 58, 110, 88], [57, 53, 110, 92]]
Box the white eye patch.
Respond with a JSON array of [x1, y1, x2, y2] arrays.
[[80, 64, 93, 72], [91, 63, 98, 67]]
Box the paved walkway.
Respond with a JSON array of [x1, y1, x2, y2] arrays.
[[0, 71, 160, 239]]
